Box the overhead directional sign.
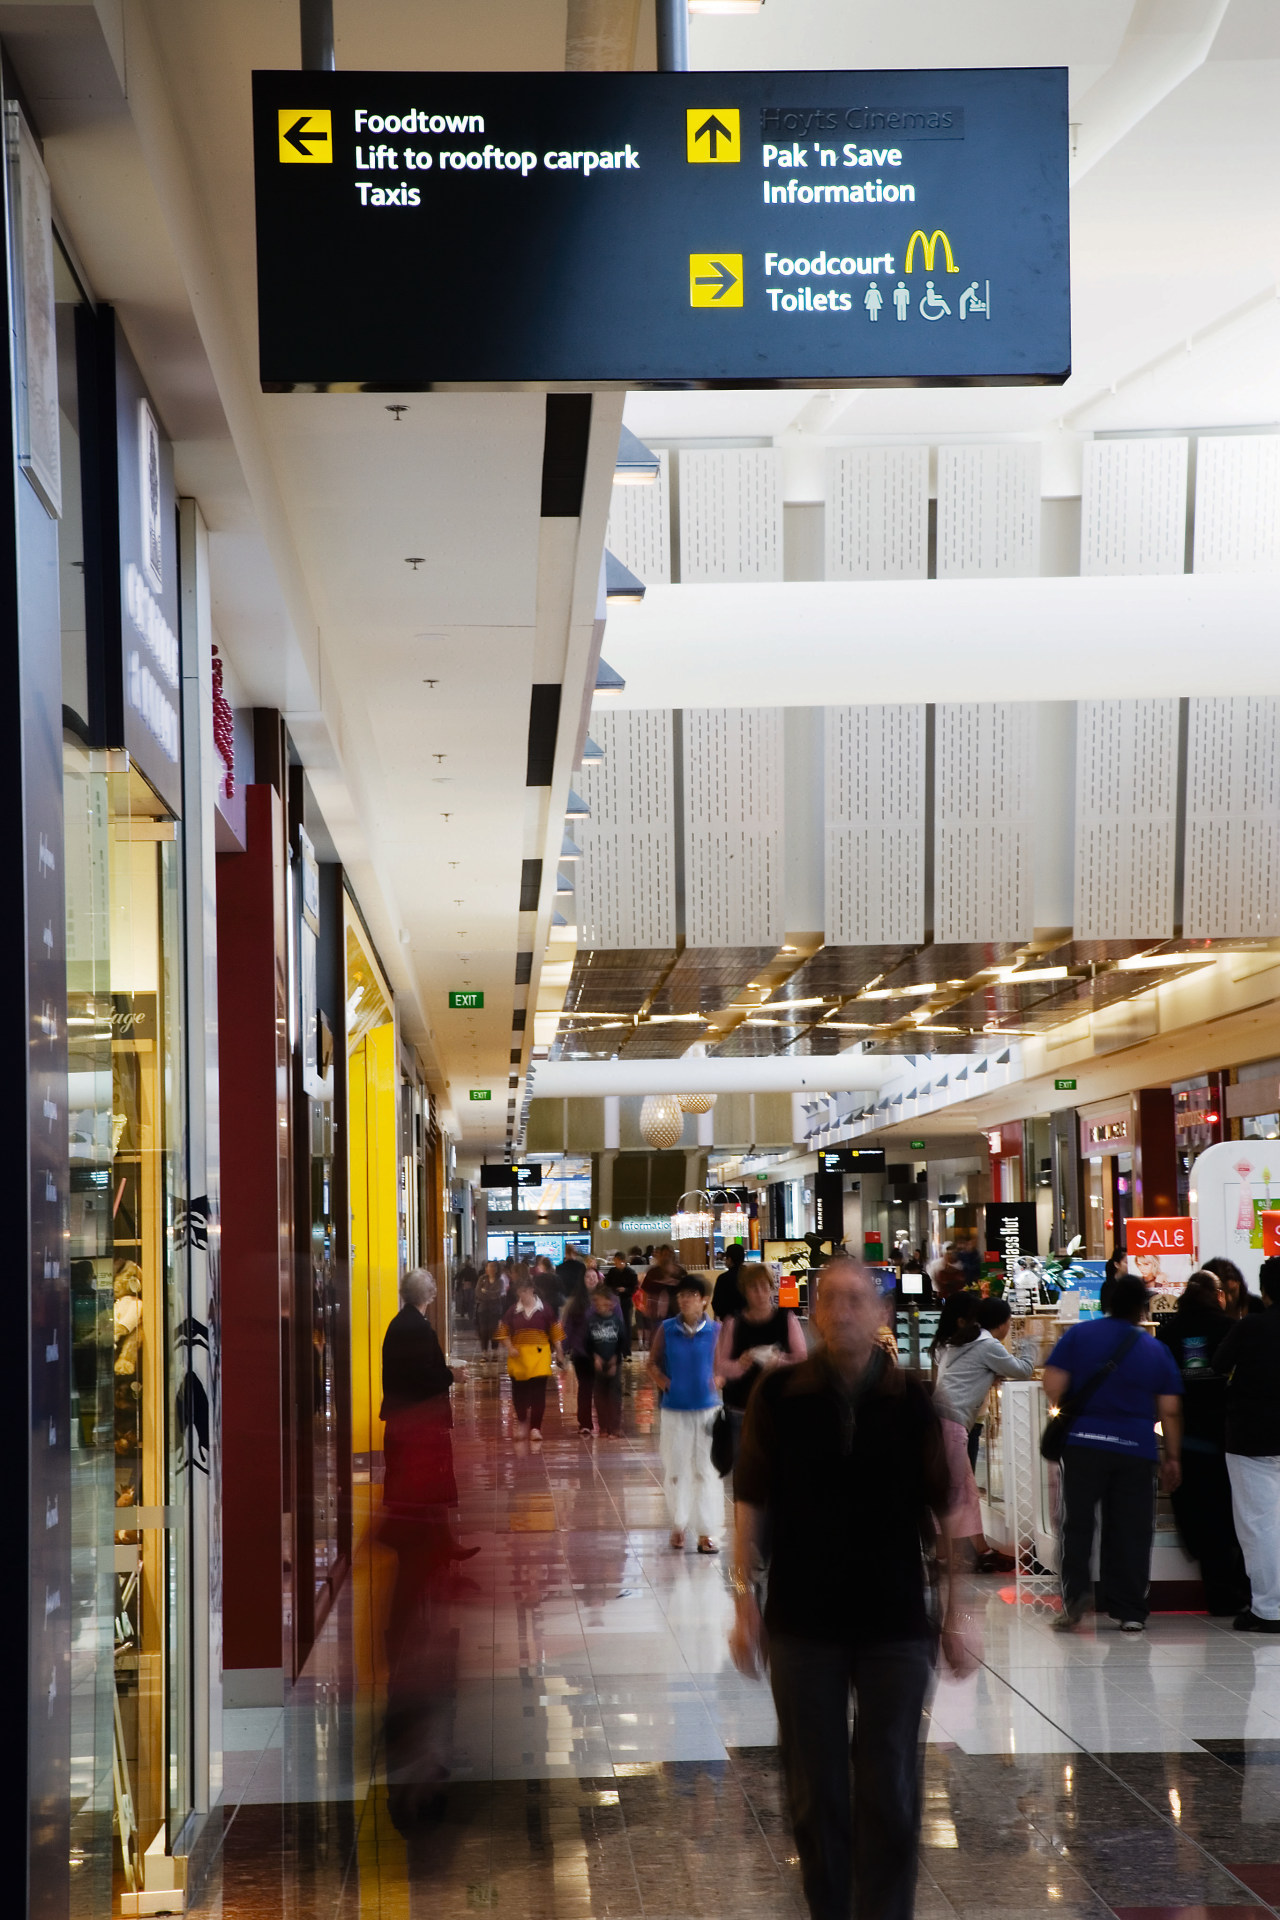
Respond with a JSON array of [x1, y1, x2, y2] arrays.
[[252, 68, 1068, 388]]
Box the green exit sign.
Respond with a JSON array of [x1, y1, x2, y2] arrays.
[[910, 1140, 926, 1151], [449, 990, 484, 1009], [469, 1089, 492, 1101], [1054, 1078, 1077, 1091]]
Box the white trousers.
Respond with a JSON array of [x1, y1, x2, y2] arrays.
[[1228, 1452, 1280, 1620], [659, 1407, 723, 1539]]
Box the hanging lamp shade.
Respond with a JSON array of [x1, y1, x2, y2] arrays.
[[671, 1191, 716, 1242], [718, 1205, 749, 1245], [677, 1092, 717, 1115], [639, 1094, 683, 1150]]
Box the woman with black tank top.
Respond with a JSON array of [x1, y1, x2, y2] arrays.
[[714, 1262, 808, 1463]]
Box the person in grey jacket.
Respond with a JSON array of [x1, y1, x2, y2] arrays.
[[933, 1293, 1034, 1573]]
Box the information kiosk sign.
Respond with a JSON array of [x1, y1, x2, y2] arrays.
[[252, 68, 1069, 388]]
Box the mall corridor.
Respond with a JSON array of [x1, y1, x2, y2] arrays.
[[195, 1345, 1280, 1920]]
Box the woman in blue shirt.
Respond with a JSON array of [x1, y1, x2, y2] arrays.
[[648, 1275, 722, 1553], [1043, 1275, 1183, 1633]]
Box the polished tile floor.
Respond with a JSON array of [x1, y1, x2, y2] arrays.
[[196, 1347, 1280, 1920]]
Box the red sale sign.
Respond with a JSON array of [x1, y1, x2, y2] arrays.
[[1262, 1211, 1280, 1258], [1126, 1216, 1194, 1295], [1126, 1217, 1194, 1256]]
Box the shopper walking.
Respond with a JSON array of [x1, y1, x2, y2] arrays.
[[1156, 1269, 1249, 1617], [648, 1275, 722, 1552], [1043, 1276, 1183, 1632], [1217, 1254, 1280, 1632], [584, 1281, 629, 1436], [711, 1240, 748, 1322], [558, 1258, 596, 1436], [714, 1262, 807, 1464], [379, 1271, 476, 1651], [729, 1258, 970, 1920], [932, 1291, 1034, 1572], [474, 1262, 504, 1358], [1204, 1256, 1264, 1320], [499, 1269, 563, 1442], [929, 1244, 967, 1300], [636, 1250, 680, 1353], [609, 1250, 639, 1343]]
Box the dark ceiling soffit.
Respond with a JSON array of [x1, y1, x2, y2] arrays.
[[526, 684, 561, 786], [540, 394, 593, 517]]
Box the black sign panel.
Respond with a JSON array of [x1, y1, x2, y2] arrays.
[[78, 309, 182, 817], [818, 1148, 886, 1174], [252, 69, 1069, 389], [481, 1163, 543, 1188], [985, 1201, 1039, 1267]]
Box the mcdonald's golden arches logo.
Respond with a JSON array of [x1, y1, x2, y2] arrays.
[[904, 229, 958, 273]]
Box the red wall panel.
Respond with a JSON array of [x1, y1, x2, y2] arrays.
[[217, 784, 290, 1677]]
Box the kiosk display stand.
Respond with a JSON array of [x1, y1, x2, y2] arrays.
[[1003, 1381, 1059, 1609]]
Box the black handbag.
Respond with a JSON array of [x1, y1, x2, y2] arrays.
[[1040, 1327, 1141, 1462], [710, 1408, 735, 1477]]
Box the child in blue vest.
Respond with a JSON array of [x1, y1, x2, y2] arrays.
[[648, 1275, 722, 1553]]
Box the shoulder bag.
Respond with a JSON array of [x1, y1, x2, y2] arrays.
[[1040, 1327, 1141, 1462]]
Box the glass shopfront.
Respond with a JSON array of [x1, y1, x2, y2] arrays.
[[64, 753, 190, 1899], [54, 222, 194, 1902]]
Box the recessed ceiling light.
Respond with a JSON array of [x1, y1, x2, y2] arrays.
[[996, 965, 1068, 982], [1114, 952, 1218, 970], [859, 983, 937, 999]]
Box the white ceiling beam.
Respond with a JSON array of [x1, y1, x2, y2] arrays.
[[600, 575, 1279, 708], [528, 1057, 897, 1097], [1069, 0, 1232, 186]]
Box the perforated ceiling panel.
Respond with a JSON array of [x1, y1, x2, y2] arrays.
[[826, 447, 928, 580], [933, 704, 1035, 943], [576, 709, 676, 949], [825, 705, 926, 943], [936, 444, 1040, 578], [1184, 697, 1280, 938], [1193, 436, 1280, 574], [604, 447, 671, 585], [1080, 438, 1188, 575], [683, 708, 784, 948], [678, 449, 782, 583], [1073, 700, 1179, 940]]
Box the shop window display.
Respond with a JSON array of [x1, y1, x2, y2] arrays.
[[66, 752, 191, 1897]]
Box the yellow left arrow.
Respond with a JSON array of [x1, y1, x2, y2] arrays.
[[278, 109, 333, 163]]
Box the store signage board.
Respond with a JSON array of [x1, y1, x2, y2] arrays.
[[91, 315, 183, 818], [818, 1147, 887, 1173], [1125, 1215, 1194, 1295], [252, 68, 1069, 389], [449, 990, 484, 1008]]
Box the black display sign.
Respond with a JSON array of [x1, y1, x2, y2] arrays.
[[79, 309, 183, 817], [985, 1201, 1039, 1269], [252, 68, 1069, 389], [480, 1163, 543, 1188], [819, 1148, 887, 1173]]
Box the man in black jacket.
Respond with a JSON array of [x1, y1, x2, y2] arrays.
[[1218, 1255, 1280, 1633], [728, 1259, 969, 1920]]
